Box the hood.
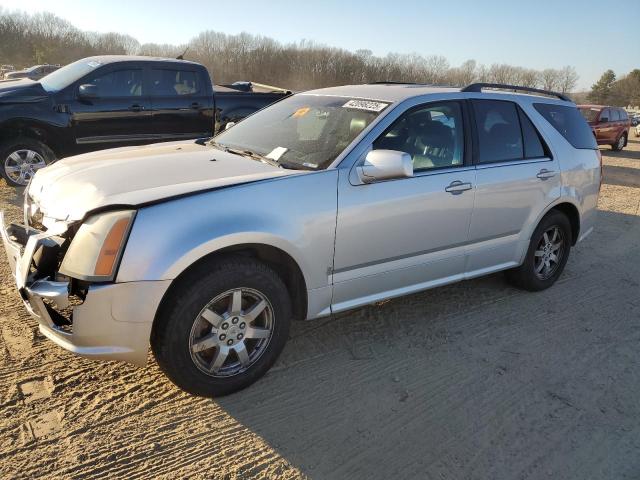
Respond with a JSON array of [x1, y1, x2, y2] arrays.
[[0, 79, 48, 103], [29, 141, 300, 221]]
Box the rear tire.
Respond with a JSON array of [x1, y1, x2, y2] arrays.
[[506, 210, 572, 292], [0, 137, 56, 187], [611, 133, 626, 151], [151, 255, 292, 397]]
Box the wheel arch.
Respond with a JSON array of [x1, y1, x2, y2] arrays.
[[542, 200, 581, 245], [154, 243, 309, 327], [0, 119, 61, 157]]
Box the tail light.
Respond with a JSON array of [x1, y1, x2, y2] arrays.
[[597, 149, 603, 193]]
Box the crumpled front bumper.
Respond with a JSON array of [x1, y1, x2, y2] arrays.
[[1, 210, 171, 366]]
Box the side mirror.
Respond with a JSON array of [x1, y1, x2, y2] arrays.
[[357, 150, 413, 184], [78, 84, 98, 99], [599, 116, 609, 123], [225, 121, 236, 130]]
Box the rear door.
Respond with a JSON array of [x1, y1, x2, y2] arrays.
[[610, 108, 622, 143], [149, 65, 213, 140], [71, 64, 152, 147], [465, 99, 561, 275], [596, 108, 614, 143]]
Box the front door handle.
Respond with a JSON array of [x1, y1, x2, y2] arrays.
[[190, 102, 201, 109], [536, 169, 556, 180], [445, 181, 473, 195], [128, 104, 145, 112]]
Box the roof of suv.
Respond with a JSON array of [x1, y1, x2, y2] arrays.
[[303, 84, 459, 102], [81, 55, 201, 66], [578, 104, 625, 110], [303, 83, 572, 104]]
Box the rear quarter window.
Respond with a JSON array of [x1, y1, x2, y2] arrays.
[[152, 69, 200, 96], [533, 103, 598, 150]]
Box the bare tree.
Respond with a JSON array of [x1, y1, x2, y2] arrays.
[[558, 66, 579, 93], [0, 8, 582, 94]]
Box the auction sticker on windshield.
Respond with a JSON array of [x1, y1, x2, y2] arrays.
[[342, 99, 389, 112]]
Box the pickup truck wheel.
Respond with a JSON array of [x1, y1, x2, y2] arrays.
[[151, 256, 292, 397], [0, 137, 56, 187], [505, 210, 572, 292], [611, 133, 626, 151]]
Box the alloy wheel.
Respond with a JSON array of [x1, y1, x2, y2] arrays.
[[189, 287, 274, 378], [4, 149, 47, 186], [533, 226, 565, 280]]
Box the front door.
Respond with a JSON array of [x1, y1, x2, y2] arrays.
[[332, 101, 476, 313], [71, 66, 152, 148]]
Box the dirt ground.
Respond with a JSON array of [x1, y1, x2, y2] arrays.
[[0, 135, 639, 480]]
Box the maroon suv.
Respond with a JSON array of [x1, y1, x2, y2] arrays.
[[578, 105, 630, 151]]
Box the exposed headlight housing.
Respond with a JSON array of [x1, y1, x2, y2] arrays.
[[59, 210, 136, 282]]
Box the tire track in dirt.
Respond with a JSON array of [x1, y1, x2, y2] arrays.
[[0, 144, 639, 479]]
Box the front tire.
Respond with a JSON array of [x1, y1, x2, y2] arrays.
[[506, 210, 572, 291], [151, 256, 292, 397], [0, 137, 56, 187]]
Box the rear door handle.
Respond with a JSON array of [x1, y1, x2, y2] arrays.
[[445, 181, 473, 194], [128, 104, 144, 112], [536, 169, 556, 180], [190, 102, 201, 109]]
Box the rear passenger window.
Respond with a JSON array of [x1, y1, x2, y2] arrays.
[[472, 100, 523, 163], [534, 103, 598, 149], [152, 69, 200, 96], [518, 108, 546, 158]]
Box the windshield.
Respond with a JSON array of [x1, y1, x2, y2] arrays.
[[212, 94, 390, 170], [579, 107, 601, 123], [39, 59, 103, 92]]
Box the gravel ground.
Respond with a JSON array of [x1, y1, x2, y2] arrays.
[[0, 138, 639, 480]]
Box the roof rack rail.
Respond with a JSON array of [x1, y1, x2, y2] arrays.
[[461, 83, 572, 102], [368, 81, 422, 85]]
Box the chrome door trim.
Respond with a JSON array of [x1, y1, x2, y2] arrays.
[[76, 132, 210, 144], [474, 157, 554, 170]]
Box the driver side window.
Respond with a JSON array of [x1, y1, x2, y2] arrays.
[[85, 69, 143, 98], [373, 102, 465, 172]]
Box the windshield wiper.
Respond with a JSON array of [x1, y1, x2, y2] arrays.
[[211, 142, 284, 168], [230, 148, 282, 168], [211, 141, 314, 170]]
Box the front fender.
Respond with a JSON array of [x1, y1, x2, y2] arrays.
[[116, 171, 338, 290]]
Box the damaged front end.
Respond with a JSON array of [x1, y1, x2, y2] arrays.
[[3, 203, 83, 330], [1, 193, 168, 366]]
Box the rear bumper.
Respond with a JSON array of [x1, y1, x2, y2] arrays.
[[1, 210, 171, 366]]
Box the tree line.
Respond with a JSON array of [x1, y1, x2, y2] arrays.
[[587, 69, 640, 107], [1, 8, 582, 94]]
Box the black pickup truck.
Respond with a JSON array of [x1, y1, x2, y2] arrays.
[[0, 55, 290, 186]]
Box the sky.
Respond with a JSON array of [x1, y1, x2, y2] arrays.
[[2, 0, 638, 90]]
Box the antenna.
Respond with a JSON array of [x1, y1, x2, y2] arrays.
[[176, 47, 189, 60]]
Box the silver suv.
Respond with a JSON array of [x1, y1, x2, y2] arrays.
[[1, 83, 601, 396]]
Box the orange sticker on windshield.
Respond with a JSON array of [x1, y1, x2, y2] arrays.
[[293, 107, 310, 118]]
